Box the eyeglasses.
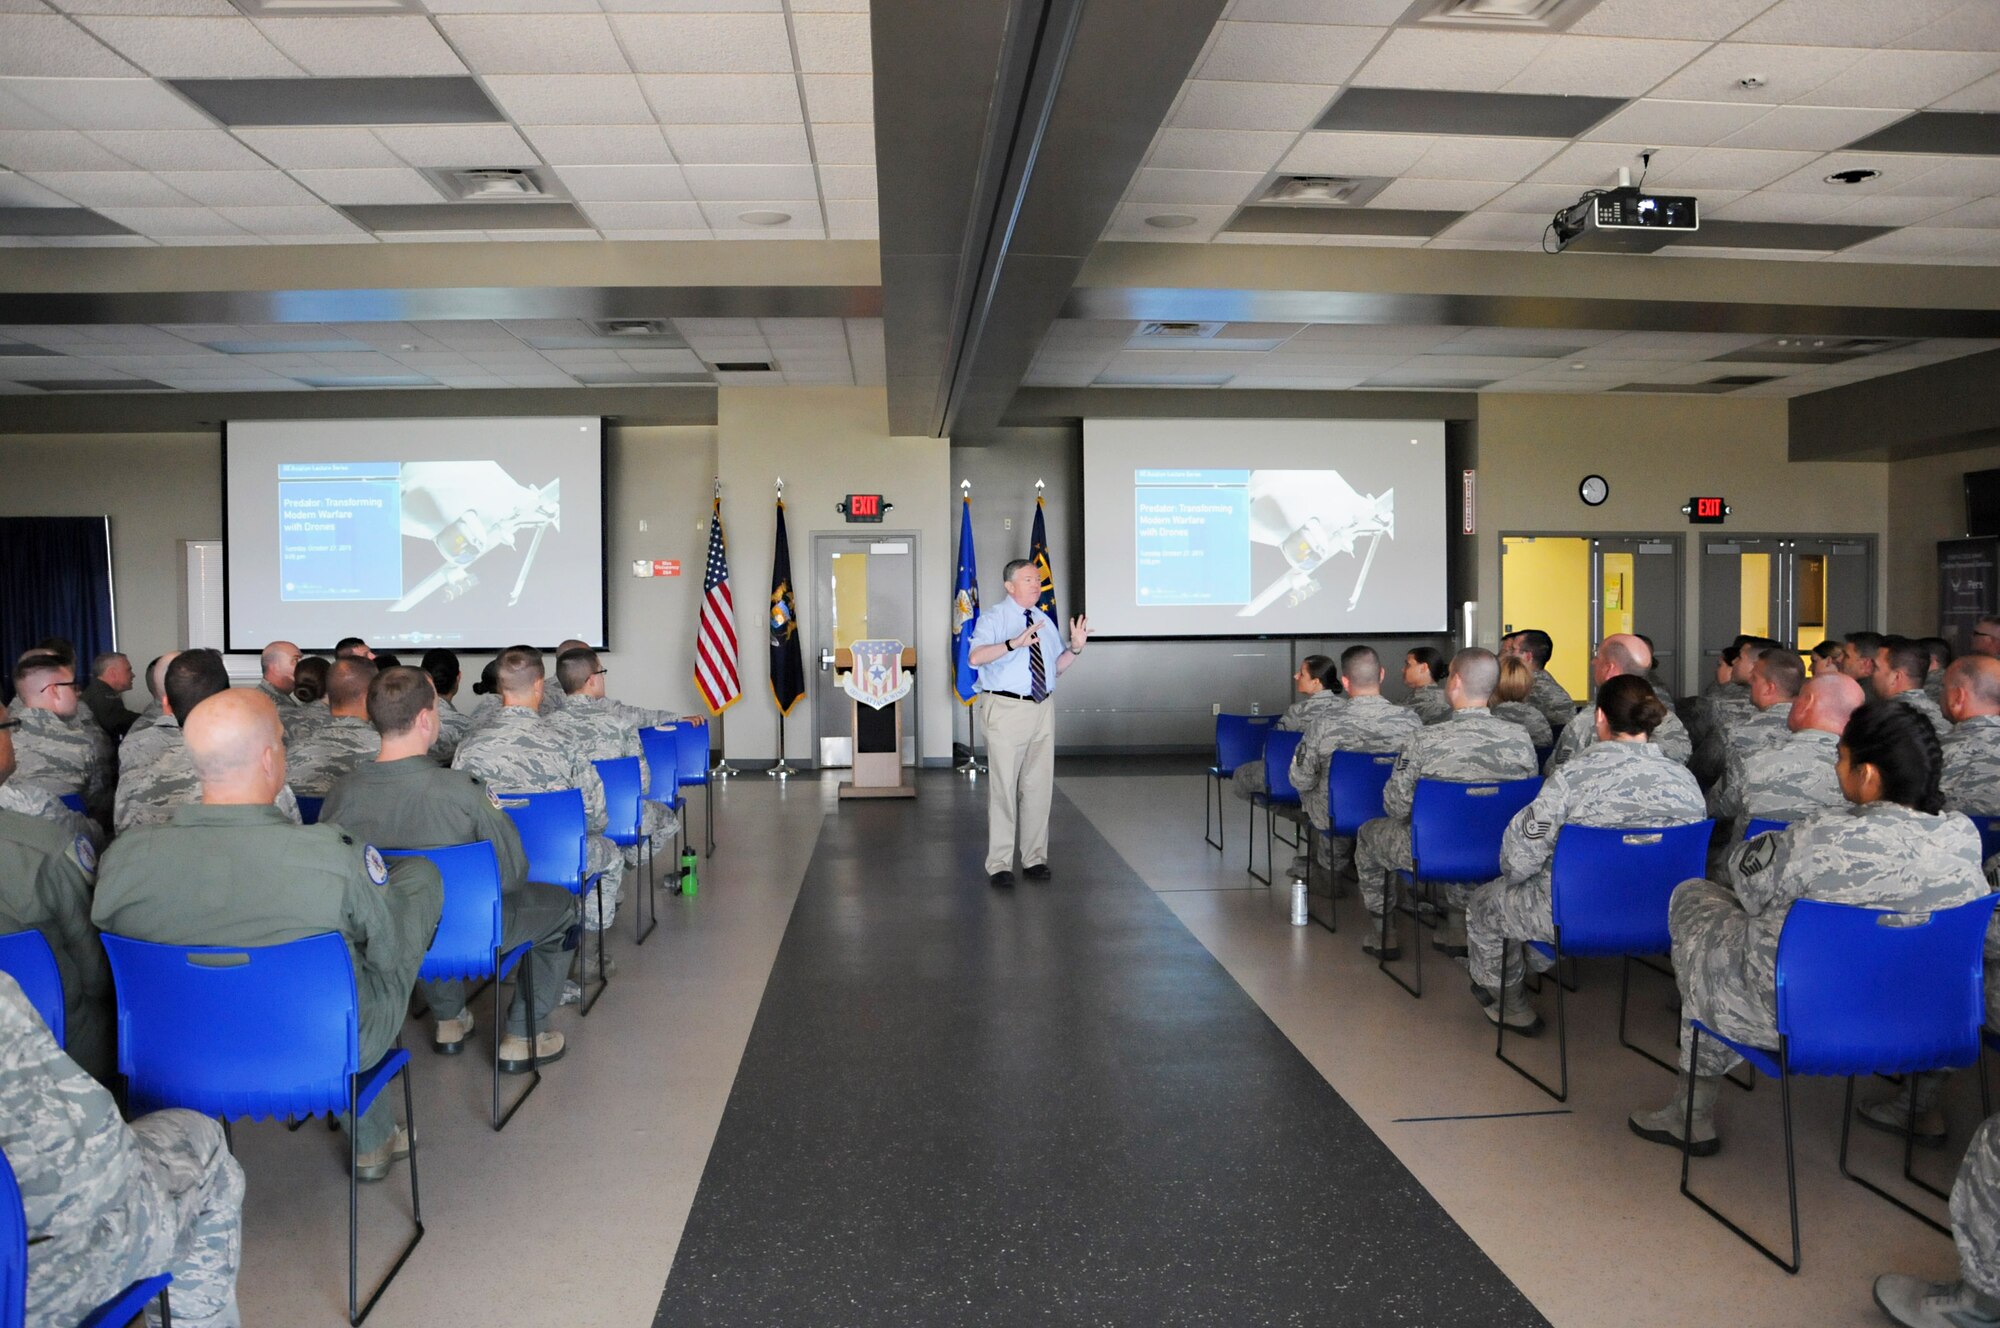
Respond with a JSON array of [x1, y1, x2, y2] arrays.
[[0, 718, 18, 731], [1976, 631, 2000, 642], [43, 680, 80, 691], [591, 668, 608, 677]]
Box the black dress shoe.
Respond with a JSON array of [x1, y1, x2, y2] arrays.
[[989, 870, 1015, 888], [1023, 863, 1052, 881]]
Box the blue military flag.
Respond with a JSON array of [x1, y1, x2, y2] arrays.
[[1029, 494, 1057, 625], [769, 498, 806, 716], [952, 494, 979, 703]]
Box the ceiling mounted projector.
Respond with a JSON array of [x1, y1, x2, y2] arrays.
[[1549, 184, 1698, 254]]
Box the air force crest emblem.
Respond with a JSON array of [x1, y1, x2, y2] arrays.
[[842, 639, 912, 710]]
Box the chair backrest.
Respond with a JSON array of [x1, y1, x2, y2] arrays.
[[296, 795, 324, 825], [1215, 713, 1276, 774], [1548, 821, 1714, 956], [102, 932, 360, 1120], [2, 1144, 25, 1328], [1968, 814, 2000, 865], [1744, 816, 1789, 840], [56, 792, 84, 815], [1775, 894, 2000, 1077], [384, 844, 504, 985], [636, 726, 681, 804], [1533, 745, 1554, 773], [673, 721, 710, 788], [0, 932, 64, 1048], [500, 788, 588, 891], [1327, 751, 1398, 837], [1409, 777, 1543, 884], [592, 756, 644, 838], [1262, 730, 1304, 803]]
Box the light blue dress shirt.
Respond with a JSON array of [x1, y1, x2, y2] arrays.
[[971, 600, 1064, 697]]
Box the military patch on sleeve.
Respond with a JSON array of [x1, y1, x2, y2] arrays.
[[1522, 817, 1551, 841], [364, 844, 389, 887], [69, 833, 96, 878], [1739, 833, 1779, 877], [485, 783, 503, 810]]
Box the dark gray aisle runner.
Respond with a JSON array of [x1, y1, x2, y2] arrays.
[[654, 774, 1548, 1327]]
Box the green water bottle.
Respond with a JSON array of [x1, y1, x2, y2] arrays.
[[680, 848, 698, 898]]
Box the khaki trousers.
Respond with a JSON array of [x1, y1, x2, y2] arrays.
[[982, 692, 1056, 874]]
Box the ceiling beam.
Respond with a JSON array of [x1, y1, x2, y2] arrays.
[[0, 386, 717, 434], [1789, 349, 2000, 461]]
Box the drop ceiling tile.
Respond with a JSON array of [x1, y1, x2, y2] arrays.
[[1652, 146, 1820, 189], [1144, 127, 1293, 173], [1881, 155, 2000, 194], [1835, 226, 1975, 258], [1124, 167, 1264, 206], [1893, 4, 2000, 52], [1486, 180, 1598, 212], [662, 122, 810, 163], [1937, 72, 2000, 112], [1531, 139, 1694, 185], [96, 204, 245, 236], [1568, 0, 1781, 40], [1925, 195, 2000, 227], [375, 124, 538, 168], [436, 16, 629, 74], [577, 199, 704, 229], [1374, 177, 1509, 210], [599, 0, 781, 10], [1582, 98, 1773, 147], [811, 121, 873, 163], [87, 131, 264, 170], [1430, 210, 1552, 243], [1505, 35, 1707, 97], [1650, 43, 1865, 105], [788, 0, 867, 9], [1101, 201, 1235, 241], [802, 74, 871, 122], [47, 0, 237, 14], [1761, 148, 1952, 192], [231, 127, 401, 169], [1353, 29, 1553, 93], [554, 163, 691, 200], [522, 123, 674, 165], [1276, 130, 1431, 176], [26, 169, 195, 207], [792, 12, 870, 73], [0, 129, 131, 170], [1168, 80, 1338, 131], [483, 74, 654, 126], [1195, 21, 1380, 85], [423, 0, 599, 12], [293, 167, 442, 205], [156, 169, 318, 206], [823, 197, 875, 231], [1716, 104, 1907, 150], [1732, 0, 1964, 48], [1798, 50, 2000, 109], [253, 18, 466, 77], [817, 163, 874, 198], [698, 198, 819, 229], [76, 16, 303, 79], [1407, 135, 1566, 180], [0, 77, 214, 131], [609, 13, 793, 72], [0, 15, 140, 77], [638, 74, 802, 124], [1705, 190, 1851, 221], [216, 203, 359, 235], [0, 170, 71, 207], [1825, 193, 1960, 224]]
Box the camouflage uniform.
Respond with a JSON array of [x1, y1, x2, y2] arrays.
[[0, 777, 104, 850], [1892, 686, 1954, 739], [283, 715, 382, 798], [547, 695, 681, 857], [429, 699, 474, 766], [451, 706, 625, 930], [1490, 700, 1553, 751], [1704, 702, 1793, 817], [1288, 695, 1421, 874], [1691, 686, 1758, 786], [1465, 742, 1706, 990], [6, 700, 111, 818], [1670, 802, 1988, 1074], [1714, 727, 1844, 837], [1928, 666, 1949, 709], [1944, 715, 2000, 869], [1231, 690, 1343, 800], [255, 679, 316, 744], [1950, 1113, 2000, 1301], [112, 718, 301, 834], [1401, 683, 1451, 726], [0, 973, 245, 1328], [1353, 710, 1539, 919], [0, 805, 113, 1085], [1525, 668, 1576, 735], [127, 699, 163, 737], [1546, 697, 1692, 775]]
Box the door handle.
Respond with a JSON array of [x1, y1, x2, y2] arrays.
[[819, 648, 835, 672]]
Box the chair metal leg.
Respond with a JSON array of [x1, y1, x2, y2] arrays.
[[1248, 801, 1273, 886], [578, 886, 608, 1016], [1835, 1076, 1953, 1233], [1615, 956, 1681, 1077], [1679, 1026, 1801, 1274], [158, 1287, 172, 1327], [634, 837, 657, 946], [490, 956, 541, 1132], [1204, 774, 1223, 851], [703, 782, 714, 858], [1495, 939, 1568, 1102], [1378, 878, 1423, 998], [1305, 834, 1337, 934]]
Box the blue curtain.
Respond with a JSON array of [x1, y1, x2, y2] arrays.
[[0, 517, 114, 705]]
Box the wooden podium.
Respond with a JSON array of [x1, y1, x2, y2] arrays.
[[834, 645, 916, 799]]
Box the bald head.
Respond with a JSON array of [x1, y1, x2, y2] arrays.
[[1944, 655, 2000, 724], [146, 651, 178, 703], [325, 658, 377, 716], [1792, 673, 1865, 736], [1446, 648, 1500, 707], [260, 640, 300, 690], [1601, 632, 1651, 677], [183, 689, 286, 803]]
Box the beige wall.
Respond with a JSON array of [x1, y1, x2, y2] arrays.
[[1884, 442, 2000, 636], [716, 386, 952, 764]]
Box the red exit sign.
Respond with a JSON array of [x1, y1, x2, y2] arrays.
[[1684, 496, 1730, 524], [841, 493, 887, 522]]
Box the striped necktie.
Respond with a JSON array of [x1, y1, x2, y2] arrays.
[[1028, 613, 1048, 702]]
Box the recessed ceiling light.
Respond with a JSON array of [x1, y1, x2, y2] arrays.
[[1569, 362, 1587, 370], [1825, 168, 1881, 185], [1738, 75, 1766, 89], [1145, 213, 1199, 229], [738, 210, 791, 226]]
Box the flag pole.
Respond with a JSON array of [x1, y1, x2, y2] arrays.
[[956, 478, 980, 777], [768, 474, 798, 780], [709, 477, 738, 779]]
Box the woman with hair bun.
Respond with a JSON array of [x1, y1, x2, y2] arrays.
[[1465, 674, 1705, 1035], [1630, 699, 1990, 1158]]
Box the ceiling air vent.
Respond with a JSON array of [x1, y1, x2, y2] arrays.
[[231, 0, 420, 13], [421, 166, 562, 202], [1403, 0, 1606, 31], [1137, 321, 1223, 339], [1710, 336, 1916, 365], [589, 319, 675, 339], [711, 361, 776, 372], [1258, 175, 1391, 207]]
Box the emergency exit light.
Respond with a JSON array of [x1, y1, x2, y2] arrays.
[[1683, 496, 1730, 524]]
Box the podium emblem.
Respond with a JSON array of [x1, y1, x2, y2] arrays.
[[843, 639, 912, 710]]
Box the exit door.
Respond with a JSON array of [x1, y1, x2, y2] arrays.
[[1697, 536, 1873, 675], [811, 532, 920, 768], [1500, 535, 1683, 698]]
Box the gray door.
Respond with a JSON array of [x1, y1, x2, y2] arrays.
[[1789, 538, 1873, 650], [1697, 537, 1781, 684], [1697, 535, 1874, 679], [810, 532, 920, 768], [1592, 537, 1682, 694]]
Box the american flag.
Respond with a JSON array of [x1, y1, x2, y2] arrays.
[[695, 496, 740, 714]]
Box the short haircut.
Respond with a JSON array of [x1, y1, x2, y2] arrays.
[[1598, 673, 1669, 737], [1408, 646, 1447, 684], [1756, 649, 1805, 699], [1495, 654, 1534, 704], [31, 637, 76, 669], [1811, 640, 1840, 661], [558, 638, 590, 653], [1340, 645, 1381, 687], [292, 656, 329, 704], [1003, 558, 1033, 583], [496, 647, 545, 698], [90, 651, 126, 679], [326, 658, 377, 709], [144, 654, 169, 700], [1922, 636, 1953, 669], [1450, 648, 1500, 701], [1842, 699, 1944, 814], [259, 642, 294, 672], [1601, 638, 1642, 677], [1514, 629, 1553, 669], [1949, 657, 2000, 707], [421, 648, 460, 696], [372, 651, 402, 670], [164, 649, 230, 721], [11, 653, 65, 688], [1877, 635, 1929, 682], [366, 666, 436, 737], [333, 636, 368, 658], [1845, 630, 1885, 657], [556, 647, 600, 695]]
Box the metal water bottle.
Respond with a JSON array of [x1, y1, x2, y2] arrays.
[[1290, 877, 1308, 927]]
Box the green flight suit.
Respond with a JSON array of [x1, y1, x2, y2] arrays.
[[322, 756, 571, 1038], [91, 804, 442, 1153], [0, 806, 114, 1086]]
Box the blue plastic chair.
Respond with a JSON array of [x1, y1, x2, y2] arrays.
[[1205, 713, 1277, 851], [1493, 821, 1714, 1102], [55, 793, 85, 816], [1248, 730, 1305, 886], [1384, 777, 1543, 997], [0, 933, 63, 1048], [2, 1144, 172, 1328], [388, 844, 540, 1131], [1298, 751, 1400, 933], [1744, 816, 1789, 840], [673, 722, 714, 858], [1967, 813, 2000, 866], [500, 789, 608, 1016], [637, 726, 687, 890], [297, 795, 325, 825], [592, 757, 656, 945], [101, 931, 423, 1324], [1681, 893, 2000, 1274]]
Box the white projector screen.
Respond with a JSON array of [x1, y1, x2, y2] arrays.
[[224, 417, 606, 653], [1082, 418, 1448, 638]]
